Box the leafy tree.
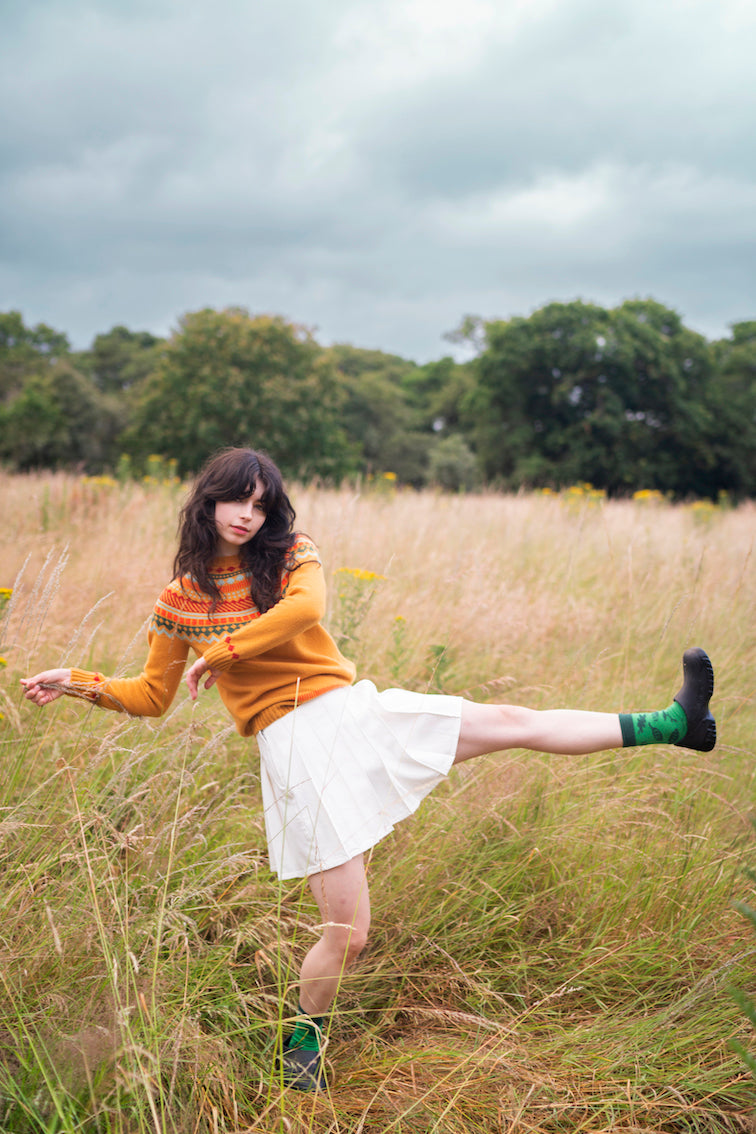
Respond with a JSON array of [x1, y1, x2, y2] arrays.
[[123, 308, 353, 479], [78, 325, 163, 393], [0, 362, 124, 471], [403, 355, 478, 437], [706, 321, 756, 499], [472, 298, 718, 497], [427, 433, 480, 492], [327, 344, 432, 483], [0, 311, 126, 473], [0, 311, 70, 399], [444, 314, 487, 356]]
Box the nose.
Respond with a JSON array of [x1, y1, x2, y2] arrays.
[[238, 498, 255, 519]]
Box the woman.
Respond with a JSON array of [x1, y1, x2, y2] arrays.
[[22, 447, 716, 1091]]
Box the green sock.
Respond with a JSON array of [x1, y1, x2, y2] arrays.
[[618, 701, 687, 747], [287, 1005, 325, 1053]]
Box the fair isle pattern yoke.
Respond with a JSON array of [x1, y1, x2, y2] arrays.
[[151, 536, 321, 645], [67, 534, 355, 736]]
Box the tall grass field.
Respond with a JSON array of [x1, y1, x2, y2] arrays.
[[1, 471, 755, 1133]]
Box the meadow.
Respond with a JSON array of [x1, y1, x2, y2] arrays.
[[0, 471, 755, 1133]]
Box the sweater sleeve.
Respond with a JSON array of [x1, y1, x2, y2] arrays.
[[202, 559, 325, 674], [68, 622, 191, 717]]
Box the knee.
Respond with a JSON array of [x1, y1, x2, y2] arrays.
[[344, 920, 369, 964], [332, 919, 369, 966], [457, 700, 538, 762], [495, 703, 532, 727]]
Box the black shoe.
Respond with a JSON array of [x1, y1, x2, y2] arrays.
[[278, 1045, 326, 1092], [673, 647, 716, 752]]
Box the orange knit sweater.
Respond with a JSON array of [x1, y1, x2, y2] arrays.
[[68, 536, 356, 735]]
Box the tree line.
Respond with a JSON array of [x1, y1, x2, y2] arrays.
[[1, 299, 754, 498]]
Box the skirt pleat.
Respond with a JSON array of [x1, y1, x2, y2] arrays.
[[257, 680, 463, 879]]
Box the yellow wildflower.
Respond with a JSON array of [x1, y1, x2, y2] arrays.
[[83, 475, 118, 488], [335, 568, 387, 583], [633, 489, 665, 504]]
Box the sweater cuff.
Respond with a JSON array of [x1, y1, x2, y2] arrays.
[[69, 668, 107, 703], [203, 635, 241, 673]]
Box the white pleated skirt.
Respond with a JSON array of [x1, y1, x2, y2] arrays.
[[257, 680, 463, 879]]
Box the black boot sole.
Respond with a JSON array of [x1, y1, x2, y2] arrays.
[[277, 1047, 326, 1092], [673, 647, 716, 752]]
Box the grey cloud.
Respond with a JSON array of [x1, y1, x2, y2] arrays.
[[352, 2, 756, 201], [1, 0, 754, 357]]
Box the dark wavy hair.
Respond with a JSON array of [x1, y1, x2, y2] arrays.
[[174, 448, 297, 612]]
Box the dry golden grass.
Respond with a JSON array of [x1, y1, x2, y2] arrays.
[[0, 471, 755, 1133], [4, 472, 753, 709]]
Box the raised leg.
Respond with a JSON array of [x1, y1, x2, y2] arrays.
[[454, 701, 623, 764], [454, 647, 717, 763]]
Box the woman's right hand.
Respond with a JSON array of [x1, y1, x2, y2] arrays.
[[20, 669, 72, 707]]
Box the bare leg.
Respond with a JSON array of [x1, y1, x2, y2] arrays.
[[299, 853, 371, 1016], [454, 701, 623, 765]]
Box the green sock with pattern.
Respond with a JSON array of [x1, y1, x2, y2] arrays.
[[286, 1005, 325, 1053], [618, 701, 687, 747]]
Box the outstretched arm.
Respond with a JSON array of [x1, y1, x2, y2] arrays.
[[21, 628, 191, 718]]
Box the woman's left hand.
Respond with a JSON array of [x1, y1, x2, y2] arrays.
[[186, 656, 220, 701], [21, 668, 72, 706]]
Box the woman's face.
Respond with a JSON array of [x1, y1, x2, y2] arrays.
[[214, 482, 267, 556]]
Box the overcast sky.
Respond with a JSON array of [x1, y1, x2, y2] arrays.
[[2, 0, 755, 360]]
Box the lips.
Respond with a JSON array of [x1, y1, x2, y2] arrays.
[[230, 526, 249, 536]]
